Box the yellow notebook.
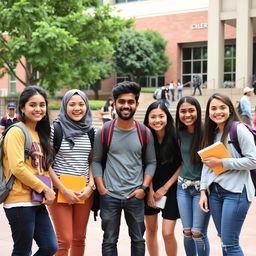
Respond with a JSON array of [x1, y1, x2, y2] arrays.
[[197, 141, 232, 175], [57, 175, 86, 204]]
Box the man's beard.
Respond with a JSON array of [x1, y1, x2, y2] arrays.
[[115, 107, 136, 120]]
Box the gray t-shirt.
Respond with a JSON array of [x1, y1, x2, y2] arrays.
[[92, 124, 156, 199]]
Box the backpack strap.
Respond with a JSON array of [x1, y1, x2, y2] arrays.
[[229, 121, 242, 155], [135, 121, 149, 170], [53, 121, 63, 155], [2, 123, 33, 188], [3, 123, 32, 160], [3, 115, 8, 126], [101, 119, 115, 170], [101, 120, 149, 171], [87, 127, 95, 149]]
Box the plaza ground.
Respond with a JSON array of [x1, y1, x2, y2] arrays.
[[1, 87, 256, 255], [1, 200, 256, 255]]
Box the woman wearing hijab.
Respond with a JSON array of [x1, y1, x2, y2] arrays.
[[48, 89, 96, 256]]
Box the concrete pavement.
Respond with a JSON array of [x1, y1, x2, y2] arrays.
[[1, 199, 256, 255]]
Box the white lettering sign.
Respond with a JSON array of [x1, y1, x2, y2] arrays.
[[191, 23, 208, 30]]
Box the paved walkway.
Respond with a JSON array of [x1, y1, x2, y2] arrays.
[[1, 87, 256, 255], [1, 200, 256, 255]]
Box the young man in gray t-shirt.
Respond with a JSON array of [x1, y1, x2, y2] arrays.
[[92, 81, 156, 256]]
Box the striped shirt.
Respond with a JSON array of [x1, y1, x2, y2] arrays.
[[50, 126, 95, 180]]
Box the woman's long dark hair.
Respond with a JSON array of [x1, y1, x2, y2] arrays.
[[144, 100, 179, 164], [103, 97, 113, 112], [201, 93, 240, 148], [175, 96, 203, 164], [18, 85, 53, 170]]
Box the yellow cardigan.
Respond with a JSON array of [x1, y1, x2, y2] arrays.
[[3, 123, 48, 204]]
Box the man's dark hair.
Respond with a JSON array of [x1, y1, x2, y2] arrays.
[[112, 81, 141, 102]]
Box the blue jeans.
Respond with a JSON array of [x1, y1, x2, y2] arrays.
[[177, 90, 183, 100], [4, 205, 58, 256], [100, 194, 145, 256], [209, 183, 251, 256], [177, 181, 210, 256]]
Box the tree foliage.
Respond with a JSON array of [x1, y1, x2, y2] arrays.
[[112, 29, 170, 83], [0, 0, 133, 94]]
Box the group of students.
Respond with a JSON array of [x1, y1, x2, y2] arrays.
[[1, 81, 256, 256]]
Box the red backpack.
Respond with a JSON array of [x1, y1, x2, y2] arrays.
[[3, 114, 20, 125]]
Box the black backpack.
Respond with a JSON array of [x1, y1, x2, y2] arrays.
[[52, 121, 95, 154], [0, 123, 32, 203], [91, 119, 149, 221]]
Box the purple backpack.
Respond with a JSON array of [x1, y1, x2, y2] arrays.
[[229, 121, 256, 195]]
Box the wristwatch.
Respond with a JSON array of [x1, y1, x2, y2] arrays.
[[89, 183, 96, 191], [140, 185, 149, 193]]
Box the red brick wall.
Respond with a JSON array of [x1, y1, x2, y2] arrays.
[[135, 11, 236, 84]]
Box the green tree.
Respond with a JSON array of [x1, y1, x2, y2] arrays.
[[112, 29, 170, 84], [0, 0, 132, 95]]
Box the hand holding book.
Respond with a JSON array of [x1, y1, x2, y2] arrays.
[[197, 141, 232, 174]]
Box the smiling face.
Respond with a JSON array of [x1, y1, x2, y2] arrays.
[[114, 93, 138, 120], [148, 107, 167, 133], [209, 98, 230, 130], [21, 93, 46, 125], [66, 94, 87, 121], [179, 102, 198, 130]]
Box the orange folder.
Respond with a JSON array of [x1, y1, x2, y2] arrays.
[[57, 175, 86, 204], [197, 141, 232, 175]]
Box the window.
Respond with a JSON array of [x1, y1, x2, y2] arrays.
[[9, 70, 16, 94], [182, 46, 207, 86], [116, 75, 164, 88], [224, 45, 236, 83]]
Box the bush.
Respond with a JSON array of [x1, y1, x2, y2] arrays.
[[141, 87, 157, 93], [48, 100, 105, 110]]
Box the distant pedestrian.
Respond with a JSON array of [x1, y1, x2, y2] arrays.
[[98, 97, 115, 123], [92, 81, 156, 256], [144, 100, 181, 256], [169, 81, 176, 102], [161, 83, 170, 108], [192, 74, 202, 96], [176, 79, 183, 100], [239, 87, 253, 125], [0, 102, 20, 133]]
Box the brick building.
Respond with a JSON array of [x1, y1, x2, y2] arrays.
[[1, 0, 256, 94]]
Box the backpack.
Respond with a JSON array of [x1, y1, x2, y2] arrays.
[[52, 121, 95, 155], [153, 88, 162, 100], [91, 119, 149, 221], [3, 114, 20, 125], [229, 121, 256, 194], [0, 123, 32, 203]]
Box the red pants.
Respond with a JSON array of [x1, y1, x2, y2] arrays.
[[48, 195, 93, 256]]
